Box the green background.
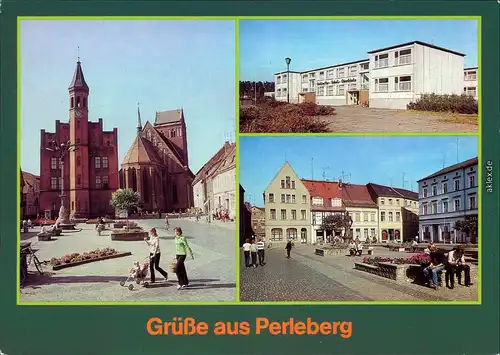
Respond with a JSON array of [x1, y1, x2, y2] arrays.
[[1, 1, 499, 354]]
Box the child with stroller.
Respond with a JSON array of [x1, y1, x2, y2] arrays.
[[130, 260, 149, 281]]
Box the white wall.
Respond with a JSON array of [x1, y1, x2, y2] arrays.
[[193, 181, 205, 211], [212, 167, 236, 218], [463, 69, 478, 99]]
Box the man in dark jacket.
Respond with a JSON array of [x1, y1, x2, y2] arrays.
[[285, 240, 293, 259]]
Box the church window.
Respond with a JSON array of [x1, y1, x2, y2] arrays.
[[70, 97, 74, 108], [83, 97, 87, 108], [102, 157, 109, 168], [51, 157, 58, 170], [96, 176, 102, 188], [76, 97, 81, 108], [171, 129, 176, 138], [95, 157, 101, 169]]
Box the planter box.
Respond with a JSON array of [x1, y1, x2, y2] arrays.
[[315, 248, 347, 256], [354, 262, 421, 281], [111, 231, 148, 241], [53, 251, 132, 270], [38, 234, 52, 241], [398, 247, 406, 252]]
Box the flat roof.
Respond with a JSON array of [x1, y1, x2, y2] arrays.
[[274, 59, 369, 76], [368, 41, 466, 57], [274, 70, 301, 75], [464, 67, 478, 70]]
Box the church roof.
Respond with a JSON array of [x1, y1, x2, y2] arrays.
[[122, 135, 163, 166], [155, 109, 183, 125], [68, 61, 89, 91]]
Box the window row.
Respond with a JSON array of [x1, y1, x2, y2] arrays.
[[268, 192, 307, 204], [380, 211, 401, 222], [422, 176, 475, 198], [374, 76, 412, 92], [464, 71, 477, 81], [269, 209, 307, 221], [311, 196, 342, 207], [380, 197, 417, 208], [421, 195, 476, 215], [463, 87, 477, 97], [50, 175, 109, 189], [276, 74, 288, 84], [374, 48, 412, 69], [270, 227, 307, 242], [301, 63, 369, 83]]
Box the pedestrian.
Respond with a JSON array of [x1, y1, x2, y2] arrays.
[[144, 228, 169, 284], [164, 214, 170, 230], [285, 240, 293, 259], [257, 238, 266, 266], [250, 239, 258, 267], [242, 238, 252, 267], [446, 245, 473, 289], [174, 227, 194, 290]]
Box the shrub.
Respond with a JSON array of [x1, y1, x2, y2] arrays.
[[407, 94, 478, 114]]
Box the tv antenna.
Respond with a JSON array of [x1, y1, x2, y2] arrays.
[[311, 158, 314, 180], [339, 170, 351, 183], [402, 172, 409, 190], [321, 166, 330, 180]]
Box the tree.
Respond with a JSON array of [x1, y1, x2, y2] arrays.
[[454, 216, 478, 243], [110, 189, 140, 223]]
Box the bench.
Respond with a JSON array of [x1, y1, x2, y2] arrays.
[[366, 248, 374, 256]]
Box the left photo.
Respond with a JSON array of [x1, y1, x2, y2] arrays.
[[19, 19, 237, 303]]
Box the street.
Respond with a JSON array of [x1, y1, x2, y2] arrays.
[[20, 218, 236, 303], [239, 245, 478, 302]]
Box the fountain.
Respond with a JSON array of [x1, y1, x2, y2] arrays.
[[57, 205, 76, 230]]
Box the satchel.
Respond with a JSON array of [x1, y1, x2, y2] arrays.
[[169, 260, 177, 273]]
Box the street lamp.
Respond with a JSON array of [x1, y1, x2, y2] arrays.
[[285, 57, 291, 103], [46, 140, 79, 225]]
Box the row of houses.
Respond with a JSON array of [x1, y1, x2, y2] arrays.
[[274, 40, 478, 110], [192, 141, 237, 219], [255, 158, 478, 245]]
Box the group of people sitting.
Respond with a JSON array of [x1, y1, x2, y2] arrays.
[[422, 244, 473, 290], [348, 239, 364, 256]]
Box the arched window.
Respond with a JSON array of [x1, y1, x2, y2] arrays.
[[271, 228, 283, 241], [301, 228, 307, 244], [142, 169, 149, 203], [131, 168, 138, 192], [70, 97, 74, 108], [171, 129, 176, 138], [286, 228, 298, 240], [83, 97, 87, 108]]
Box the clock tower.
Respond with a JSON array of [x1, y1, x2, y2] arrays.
[[68, 59, 90, 216]]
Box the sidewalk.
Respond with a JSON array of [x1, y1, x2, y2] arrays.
[[183, 216, 236, 231]]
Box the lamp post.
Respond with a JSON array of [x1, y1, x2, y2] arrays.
[[46, 140, 79, 225], [285, 57, 291, 103]]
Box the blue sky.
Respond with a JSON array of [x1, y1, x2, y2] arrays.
[[240, 20, 478, 81], [21, 20, 235, 175], [240, 136, 478, 206]]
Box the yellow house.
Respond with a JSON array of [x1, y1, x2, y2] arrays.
[[264, 162, 311, 245], [367, 183, 419, 242]]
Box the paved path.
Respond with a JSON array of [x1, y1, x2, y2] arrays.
[[20, 219, 236, 303], [324, 106, 478, 133], [240, 245, 478, 302]]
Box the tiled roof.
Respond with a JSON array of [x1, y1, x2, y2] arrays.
[[367, 183, 418, 200], [342, 184, 378, 207], [301, 179, 377, 208], [22, 171, 39, 193], [192, 142, 232, 185], [417, 157, 478, 182], [68, 61, 89, 90], [121, 136, 163, 166], [155, 109, 183, 125], [213, 143, 236, 175]]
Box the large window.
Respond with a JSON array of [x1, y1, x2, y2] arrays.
[[464, 87, 477, 97], [319, 71, 325, 80], [395, 48, 412, 65], [360, 62, 369, 71], [312, 197, 323, 206], [469, 195, 476, 209], [96, 176, 102, 188], [380, 211, 386, 221], [281, 194, 285, 203], [432, 185, 437, 196], [375, 53, 389, 68], [302, 195, 307, 204], [102, 156, 109, 168], [443, 182, 448, 193], [327, 69, 334, 79], [396, 212, 401, 222], [454, 179, 460, 191], [375, 78, 389, 92], [282, 74, 287, 83], [443, 200, 448, 213], [302, 74, 308, 83], [280, 209, 287, 220], [395, 76, 412, 91], [276, 76, 281, 84], [338, 84, 345, 96], [291, 209, 297, 220], [285, 176, 291, 189], [301, 210, 307, 220], [469, 175, 475, 188], [268, 193, 274, 203], [271, 228, 283, 241], [51, 177, 58, 190], [317, 86, 325, 96], [270, 209, 276, 220], [286, 228, 298, 241], [327, 85, 334, 96], [454, 199, 460, 211], [464, 70, 477, 81], [337, 67, 345, 78], [95, 157, 101, 169], [51, 157, 58, 170], [348, 66, 357, 76]]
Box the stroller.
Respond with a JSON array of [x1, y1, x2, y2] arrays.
[[120, 256, 150, 290]]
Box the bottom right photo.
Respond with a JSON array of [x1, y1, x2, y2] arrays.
[[239, 136, 479, 302]]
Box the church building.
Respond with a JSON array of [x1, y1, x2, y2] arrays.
[[39, 59, 119, 219], [119, 107, 194, 213]]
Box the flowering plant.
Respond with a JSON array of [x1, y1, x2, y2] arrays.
[[49, 248, 118, 266]]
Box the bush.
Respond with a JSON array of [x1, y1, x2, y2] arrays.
[[240, 101, 333, 133], [407, 94, 478, 114]]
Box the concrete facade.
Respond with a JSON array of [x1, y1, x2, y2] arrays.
[[418, 157, 478, 243], [264, 162, 311, 245], [39, 60, 119, 219], [273, 41, 475, 110], [463, 67, 478, 100], [274, 72, 301, 103]]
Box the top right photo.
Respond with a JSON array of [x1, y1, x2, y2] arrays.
[[239, 19, 479, 134]]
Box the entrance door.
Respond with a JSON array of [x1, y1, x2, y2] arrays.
[[301, 228, 307, 244], [432, 225, 439, 242]]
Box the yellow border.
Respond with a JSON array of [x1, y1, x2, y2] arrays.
[[17, 15, 481, 306]]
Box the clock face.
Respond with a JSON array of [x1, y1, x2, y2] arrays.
[[74, 109, 82, 118]]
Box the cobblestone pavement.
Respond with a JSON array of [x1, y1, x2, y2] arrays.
[[240, 245, 478, 302], [20, 219, 236, 303]]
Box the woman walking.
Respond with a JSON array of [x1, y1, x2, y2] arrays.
[[144, 228, 169, 283], [174, 227, 194, 290], [164, 215, 170, 230]]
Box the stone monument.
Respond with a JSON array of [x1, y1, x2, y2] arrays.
[[57, 205, 76, 230]]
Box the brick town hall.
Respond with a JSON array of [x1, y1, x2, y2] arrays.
[[39, 60, 195, 218], [39, 60, 119, 218]]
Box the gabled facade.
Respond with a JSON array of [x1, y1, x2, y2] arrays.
[[264, 162, 311, 244], [212, 142, 237, 219], [22, 171, 40, 219], [417, 157, 478, 243]]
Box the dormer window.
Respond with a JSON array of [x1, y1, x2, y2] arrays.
[[331, 198, 342, 207], [312, 197, 323, 206]]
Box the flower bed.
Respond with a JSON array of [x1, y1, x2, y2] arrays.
[[362, 253, 430, 266], [72, 218, 88, 223], [48, 248, 132, 270], [86, 218, 115, 224], [33, 219, 56, 226]]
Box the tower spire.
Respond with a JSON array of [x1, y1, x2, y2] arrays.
[[137, 102, 142, 136], [68, 55, 89, 91], [77, 46, 80, 62]]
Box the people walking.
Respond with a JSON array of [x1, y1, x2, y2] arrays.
[[164, 215, 170, 230], [250, 240, 258, 267], [144, 228, 169, 283], [256, 238, 266, 266], [174, 227, 194, 290], [285, 240, 293, 259], [242, 239, 252, 267]]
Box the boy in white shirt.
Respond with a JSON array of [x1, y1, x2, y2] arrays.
[[242, 239, 252, 267], [446, 245, 472, 288], [256, 238, 266, 266], [250, 240, 258, 268]]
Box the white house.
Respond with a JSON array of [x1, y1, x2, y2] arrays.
[[212, 143, 236, 219], [273, 40, 474, 110], [463, 67, 478, 100], [417, 157, 478, 243]]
